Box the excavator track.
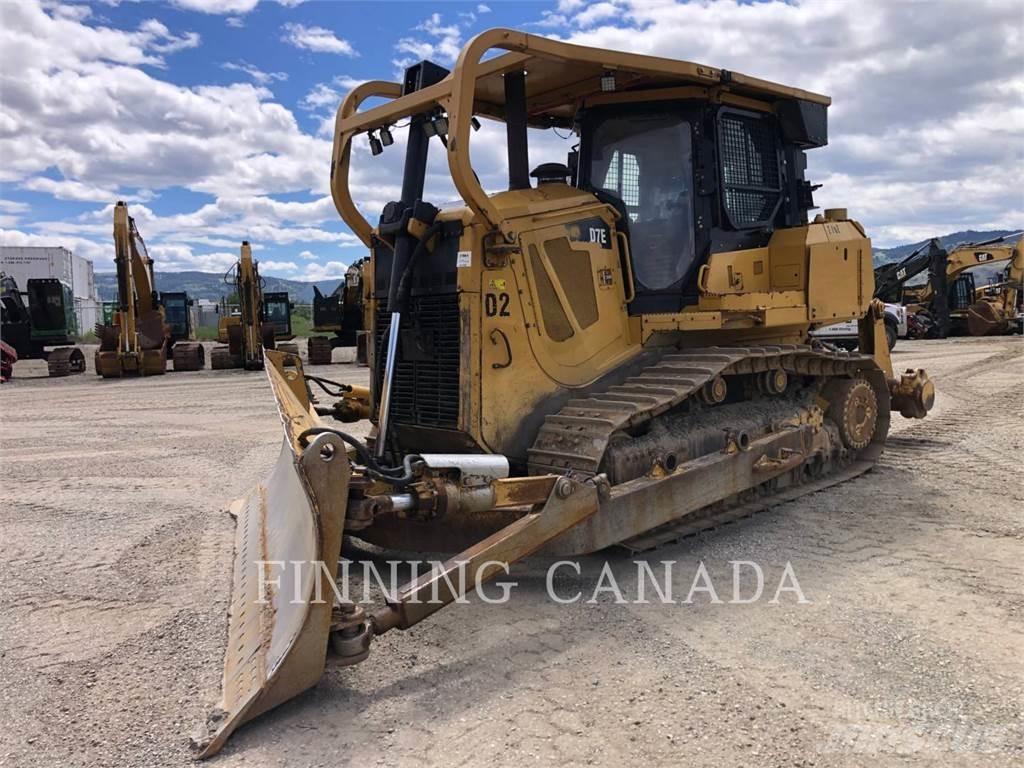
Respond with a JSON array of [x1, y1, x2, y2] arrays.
[[172, 342, 205, 372], [307, 336, 333, 365], [529, 345, 889, 552], [46, 346, 86, 377], [210, 345, 241, 370]]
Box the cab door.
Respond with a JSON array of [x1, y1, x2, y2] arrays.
[[513, 208, 635, 386]]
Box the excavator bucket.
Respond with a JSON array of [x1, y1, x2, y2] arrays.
[[195, 351, 350, 758]]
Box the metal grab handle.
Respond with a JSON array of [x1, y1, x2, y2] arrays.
[[615, 230, 636, 303], [489, 328, 512, 369]]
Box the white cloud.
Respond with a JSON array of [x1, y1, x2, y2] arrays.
[[138, 19, 200, 54], [259, 259, 298, 274], [543, 0, 1023, 246], [301, 83, 341, 111], [477, 4, 491, 13], [222, 60, 288, 85], [21, 176, 156, 203], [300, 76, 363, 113], [394, 13, 463, 70], [573, 1, 621, 28], [0, 3, 333, 204], [21, 177, 117, 202], [46, 3, 91, 22], [297, 249, 317, 260], [281, 22, 357, 56], [170, 0, 259, 13], [302, 260, 349, 281], [146, 244, 239, 272], [332, 75, 364, 91], [0, 227, 110, 265], [225, 17, 244, 28], [0, 200, 30, 214]]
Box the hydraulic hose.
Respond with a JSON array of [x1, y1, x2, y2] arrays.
[[297, 426, 423, 487]]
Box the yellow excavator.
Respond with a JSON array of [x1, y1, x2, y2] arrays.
[[95, 202, 205, 376], [96, 202, 171, 377], [903, 233, 1022, 337], [211, 242, 299, 370], [308, 258, 368, 364], [195, 30, 935, 756]]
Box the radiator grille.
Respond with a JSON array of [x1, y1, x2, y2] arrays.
[[375, 293, 461, 429]]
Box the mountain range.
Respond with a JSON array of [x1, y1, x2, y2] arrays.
[[872, 229, 1020, 266], [95, 270, 343, 303], [95, 229, 1020, 302]]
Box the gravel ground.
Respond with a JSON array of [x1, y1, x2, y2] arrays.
[[0, 337, 1021, 767]]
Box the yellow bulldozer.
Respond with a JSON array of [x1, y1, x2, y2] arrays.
[[210, 241, 299, 370], [195, 29, 935, 756]]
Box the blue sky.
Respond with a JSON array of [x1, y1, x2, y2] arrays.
[[1, 0, 1020, 280]]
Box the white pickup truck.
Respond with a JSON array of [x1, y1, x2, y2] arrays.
[[810, 303, 907, 351]]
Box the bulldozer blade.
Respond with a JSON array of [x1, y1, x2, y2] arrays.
[[195, 351, 349, 758]]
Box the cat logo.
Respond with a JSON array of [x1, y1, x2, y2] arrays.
[[975, 251, 995, 262]]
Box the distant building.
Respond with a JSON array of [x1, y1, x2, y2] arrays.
[[0, 246, 102, 334], [195, 298, 221, 330]]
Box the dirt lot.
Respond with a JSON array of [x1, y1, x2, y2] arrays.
[[1, 337, 1021, 767]]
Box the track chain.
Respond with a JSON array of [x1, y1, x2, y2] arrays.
[[528, 345, 871, 476], [621, 458, 874, 552]]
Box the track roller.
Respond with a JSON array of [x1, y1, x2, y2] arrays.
[[699, 375, 728, 405], [757, 368, 788, 395]]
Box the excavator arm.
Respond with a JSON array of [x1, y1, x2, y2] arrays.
[[873, 239, 942, 303]]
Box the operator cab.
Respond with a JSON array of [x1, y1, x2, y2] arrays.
[[27, 279, 74, 340], [262, 292, 292, 338], [159, 291, 192, 342], [576, 101, 823, 313]]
